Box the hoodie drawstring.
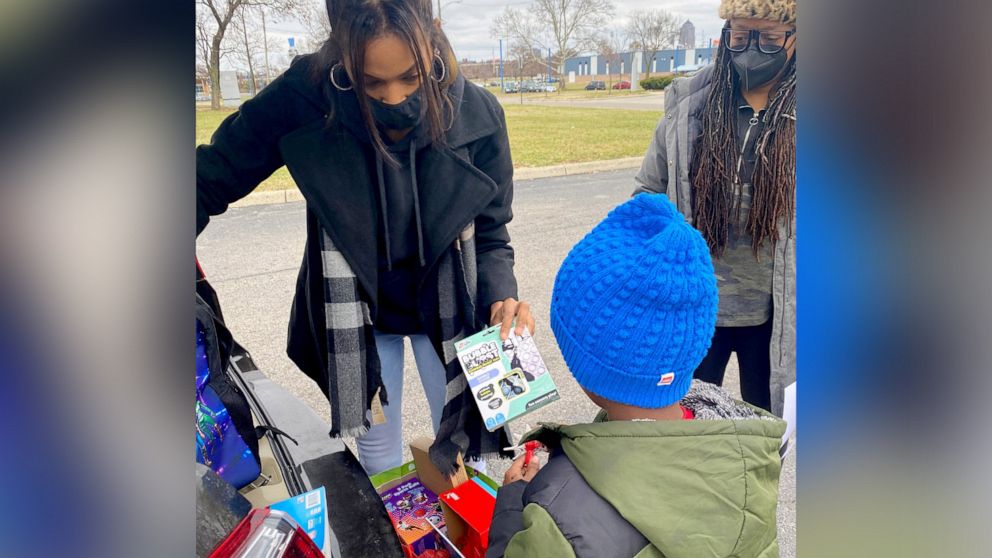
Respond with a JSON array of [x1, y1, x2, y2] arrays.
[[376, 142, 427, 271], [409, 141, 426, 268], [374, 150, 392, 271]]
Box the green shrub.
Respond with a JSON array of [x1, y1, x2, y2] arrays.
[[640, 75, 675, 90]]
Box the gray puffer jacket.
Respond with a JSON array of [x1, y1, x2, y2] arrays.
[[633, 65, 796, 416]]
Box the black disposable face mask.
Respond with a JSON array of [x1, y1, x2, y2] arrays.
[[731, 43, 789, 91], [368, 91, 422, 130]]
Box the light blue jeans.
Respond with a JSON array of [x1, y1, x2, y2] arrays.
[[357, 331, 448, 476]]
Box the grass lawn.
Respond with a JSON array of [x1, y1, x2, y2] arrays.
[[502, 104, 661, 167], [196, 104, 662, 191]]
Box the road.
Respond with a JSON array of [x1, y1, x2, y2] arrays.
[[497, 91, 667, 111], [196, 168, 796, 557]]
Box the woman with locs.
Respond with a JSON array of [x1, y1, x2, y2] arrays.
[[635, 0, 796, 415]]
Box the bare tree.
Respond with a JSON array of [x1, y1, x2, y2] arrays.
[[626, 9, 679, 78], [436, 0, 463, 22], [231, 6, 264, 95], [197, 7, 233, 104], [295, 0, 331, 49], [493, 0, 615, 86], [595, 28, 627, 93], [197, 0, 251, 109], [197, 0, 297, 108]]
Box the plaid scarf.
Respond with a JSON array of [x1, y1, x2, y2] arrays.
[[319, 223, 507, 475]]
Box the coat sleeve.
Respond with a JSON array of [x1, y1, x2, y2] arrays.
[[470, 102, 518, 309], [499, 503, 576, 558], [632, 114, 671, 197], [196, 70, 318, 235], [485, 481, 528, 558]]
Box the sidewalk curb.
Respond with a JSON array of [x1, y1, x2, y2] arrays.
[[230, 156, 642, 209]]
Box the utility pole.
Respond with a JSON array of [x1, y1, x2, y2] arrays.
[[239, 7, 257, 96], [518, 57, 523, 105], [261, 7, 271, 86], [499, 38, 504, 92]]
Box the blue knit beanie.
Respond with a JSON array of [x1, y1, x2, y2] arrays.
[[550, 194, 718, 409]]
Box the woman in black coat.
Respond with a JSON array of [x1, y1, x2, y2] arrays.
[[196, 0, 532, 475]]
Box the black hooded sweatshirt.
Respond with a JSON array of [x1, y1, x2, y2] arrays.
[[334, 81, 466, 334]]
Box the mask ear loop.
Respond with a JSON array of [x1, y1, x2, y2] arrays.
[[329, 62, 353, 91]]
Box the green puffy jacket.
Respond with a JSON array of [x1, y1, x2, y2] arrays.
[[487, 382, 786, 558]]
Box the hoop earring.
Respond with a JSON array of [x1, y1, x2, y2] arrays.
[[431, 53, 446, 82], [329, 63, 352, 91]]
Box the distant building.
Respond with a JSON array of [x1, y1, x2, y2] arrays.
[[564, 46, 716, 78], [679, 20, 696, 49]]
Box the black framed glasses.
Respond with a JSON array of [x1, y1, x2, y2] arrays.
[[722, 28, 795, 54]]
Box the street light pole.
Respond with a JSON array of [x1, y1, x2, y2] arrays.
[[547, 47, 551, 84], [519, 57, 523, 104], [499, 38, 504, 91], [261, 7, 271, 87]]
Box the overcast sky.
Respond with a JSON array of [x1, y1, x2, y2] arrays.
[[270, 1, 722, 61], [441, 0, 723, 60]]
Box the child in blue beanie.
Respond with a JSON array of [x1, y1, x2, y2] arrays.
[[486, 194, 786, 558]]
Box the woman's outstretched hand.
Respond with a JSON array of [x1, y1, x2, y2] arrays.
[[490, 298, 535, 340]]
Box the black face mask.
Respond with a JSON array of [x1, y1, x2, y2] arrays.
[[731, 43, 788, 91], [368, 92, 422, 130]]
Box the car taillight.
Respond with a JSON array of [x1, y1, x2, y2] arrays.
[[209, 508, 325, 558]]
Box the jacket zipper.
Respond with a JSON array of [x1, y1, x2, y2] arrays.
[[737, 109, 786, 368], [735, 113, 761, 183]]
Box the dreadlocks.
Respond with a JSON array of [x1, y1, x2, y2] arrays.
[[690, 42, 796, 257]]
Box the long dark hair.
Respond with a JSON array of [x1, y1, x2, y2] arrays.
[[313, 0, 457, 161], [689, 34, 797, 257]]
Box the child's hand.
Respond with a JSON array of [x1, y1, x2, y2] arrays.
[[503, 454, 541, 484]]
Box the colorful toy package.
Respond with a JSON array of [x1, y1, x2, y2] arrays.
[[371, 459, 500, 558], [455, 326, 560, 431], [373, 463, 447, 556], [268, 486, 331, 556]]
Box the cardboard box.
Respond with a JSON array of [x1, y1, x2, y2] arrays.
[[371, 441, 500, 558], [439, 478, 497, 558], [455, 326, 560, 431], [410, 437, 468, 497]]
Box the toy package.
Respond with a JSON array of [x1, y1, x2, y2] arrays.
[[370, 446, 501, 558], [268, 487, 332, 556], [372, 462, 447, 557], [455, 326, 560, 431]]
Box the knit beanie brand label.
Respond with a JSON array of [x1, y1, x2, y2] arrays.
[[550, 194, 719, 409]]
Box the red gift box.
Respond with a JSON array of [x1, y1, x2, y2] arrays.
[[439, 478, 497, 558]]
